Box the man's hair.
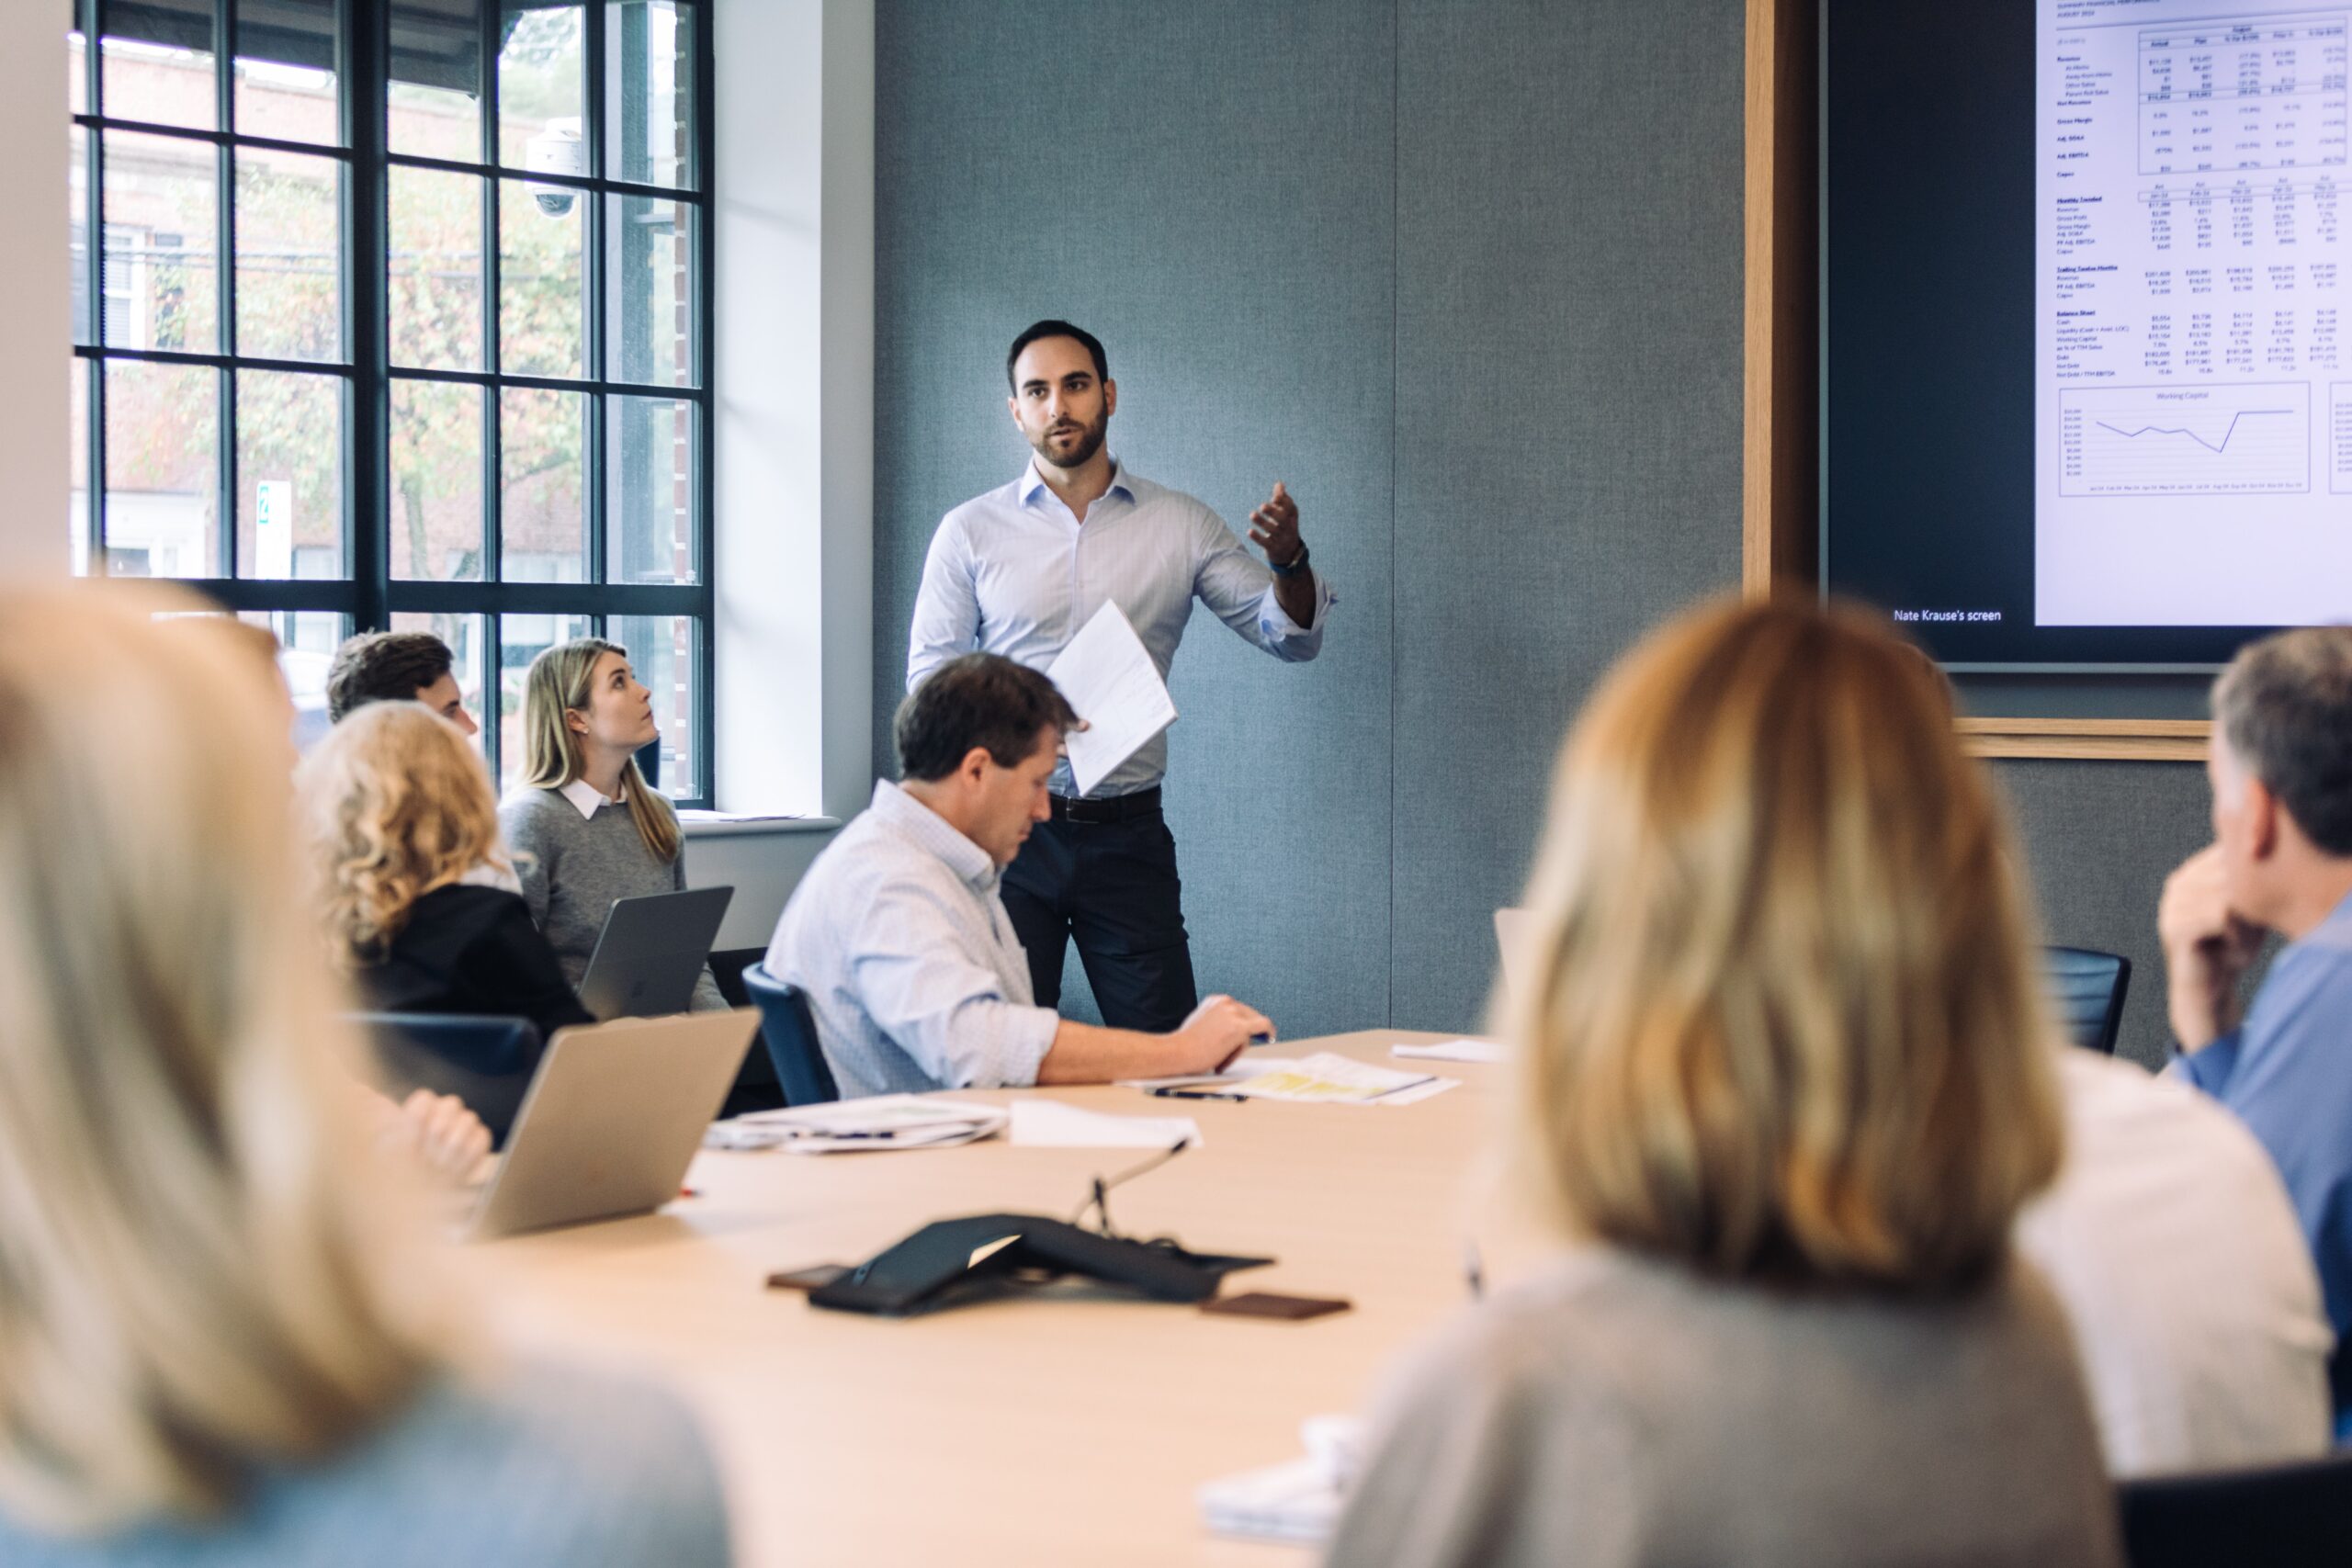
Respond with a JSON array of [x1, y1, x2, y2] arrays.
[[1005, 319, 1108, 390], [324, 631, 456, 723], [2212, 626, 2352, 856], [896, 654, 1079, 783]]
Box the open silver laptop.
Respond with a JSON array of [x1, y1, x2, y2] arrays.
[[1493, 908, 1539, 1014], [467, 1009, 759, 1241]]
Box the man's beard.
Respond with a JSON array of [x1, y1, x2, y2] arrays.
[[1031, 412, 1107, 471]]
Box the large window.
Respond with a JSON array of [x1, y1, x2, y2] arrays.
[[69, 0, 714, 802]]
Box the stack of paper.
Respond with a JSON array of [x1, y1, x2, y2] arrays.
[[1220, 1053, 1460, 1107], [707, 1095, 1007, 1154], [1393, 1038, 1514, 1065], [1198, 1416, 1362, 1544], [1007, 1099, 1203, 1149]]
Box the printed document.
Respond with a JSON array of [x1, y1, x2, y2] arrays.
[[1046, 602, 1178, 795]]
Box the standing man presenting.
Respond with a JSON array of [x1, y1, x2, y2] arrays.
[[907, 320, 1333, 1031]]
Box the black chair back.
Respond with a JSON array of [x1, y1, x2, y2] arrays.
[[741, 962, 840, 1106], [2045, 944, 2132, 1054], [2119, 1450, 2352, 1567], [353, 1011, 542, 1146]]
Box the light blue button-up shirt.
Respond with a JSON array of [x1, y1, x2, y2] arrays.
[[764, 780, 1060, 1098], [906, 457, 1335, 796], [2168, 886, 2352, 1434]]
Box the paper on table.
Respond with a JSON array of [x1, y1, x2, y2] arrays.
[[1225, 1052, 1460, 1107], [1393, 1038, 1514, 1065], [1007, 1099, 1202, 1149], [721, 1094, 1008, 1154], [1046, 602, 1178, 795]]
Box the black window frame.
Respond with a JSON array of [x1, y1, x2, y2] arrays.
[[71, 0, 718, 806]]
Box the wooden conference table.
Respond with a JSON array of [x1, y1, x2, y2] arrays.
[[468, 1030, 1518, 1566]]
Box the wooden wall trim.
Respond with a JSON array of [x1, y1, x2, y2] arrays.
[[1744, 4, 2203, 762], [1956, 718, 2209, 762]]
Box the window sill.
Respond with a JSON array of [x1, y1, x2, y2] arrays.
[[677, 813, 842, 840]]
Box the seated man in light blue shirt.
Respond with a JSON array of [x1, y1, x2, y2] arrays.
[[2160, 625, 2352, 1432], [767, 653, 1273, 1098]]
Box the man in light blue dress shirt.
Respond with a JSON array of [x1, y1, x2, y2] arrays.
[[2159, 626, 2352, 1433], [906, 320, 1334, 1032], [767, 653, 1273, 1097]]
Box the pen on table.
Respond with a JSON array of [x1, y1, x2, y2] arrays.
[[1145, 1086, 1249, 1101]]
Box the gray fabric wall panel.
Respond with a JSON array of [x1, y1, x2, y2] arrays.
[[872, 1, 1397, 1034], [1993, 760, 2212, 1070], [873, 0, 2203, 1056], [1386, 0, 1748, 1031]]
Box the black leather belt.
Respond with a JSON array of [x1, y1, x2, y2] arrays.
[[1050, 785, 1162, 824]]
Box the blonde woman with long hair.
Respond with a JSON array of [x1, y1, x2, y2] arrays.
[[300, 700, 592, 1052], [0, 586, 729, 1565], [1324, 598, 2120, 1568], [498, 637, 724, 1011]]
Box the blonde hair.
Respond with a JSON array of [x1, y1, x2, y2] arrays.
[[1511, 596, 2063, 1296], [298, 701, 511, 971], [0, 584, 446, 1534], [517, 637, 681, 863]]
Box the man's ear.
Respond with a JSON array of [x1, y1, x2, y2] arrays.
[[2247, 774, 2285, 860], [1102, 378, 1117, 418], [959, 745, 994, 787], [1007, 394, 1022, 429]]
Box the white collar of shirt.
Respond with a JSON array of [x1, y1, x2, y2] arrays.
[[868, 779, 1000, 892], [458, 859, 525, 895], [558, 775, 627, 820], [1018, 456, 1137, 511]]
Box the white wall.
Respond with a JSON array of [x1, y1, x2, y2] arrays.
[[695, 0, 875, 943], [0, 7, 71, 581], [711, 0, 873, 820]]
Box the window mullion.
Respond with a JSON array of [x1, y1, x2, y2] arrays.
[[480, 2, 503, 592], [213, 0, 236, 579], [345, 0, 390, 630], [584, 0, 608, 591], [83, 0, 107, 576]]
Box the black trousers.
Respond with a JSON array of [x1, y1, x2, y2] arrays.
[[1000, 808, 1199, 1032]]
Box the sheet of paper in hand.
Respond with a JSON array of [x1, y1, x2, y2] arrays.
[[1046, 601, 1179, 795]]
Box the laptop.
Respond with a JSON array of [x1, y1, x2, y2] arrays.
[[467, 1009, 760, 1240], [1493, 908, 1539, 1013], [575, 885, 734, 1021]]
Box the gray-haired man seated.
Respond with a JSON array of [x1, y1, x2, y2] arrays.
[[766, 652, 1272, 1098]]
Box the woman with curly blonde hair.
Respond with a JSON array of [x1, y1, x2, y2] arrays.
[[299, 700, 591, 1050]]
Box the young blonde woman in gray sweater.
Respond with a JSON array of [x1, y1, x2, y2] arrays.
[[1324, 599, 2120, 1568], [500, 637, 724, 1012]]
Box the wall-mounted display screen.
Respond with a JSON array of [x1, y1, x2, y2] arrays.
[[1825, 0, 2352, 668]]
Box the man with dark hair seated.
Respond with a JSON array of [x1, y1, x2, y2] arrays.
[[766, 652, 1272, 1098], [2161, 625, 2352, 1435], [325, 629, 479, 735]]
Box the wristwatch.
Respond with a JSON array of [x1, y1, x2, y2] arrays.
[[1271, 542, 1311, 579]]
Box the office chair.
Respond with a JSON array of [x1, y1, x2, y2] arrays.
[[352, 1011, 542, 1147], [741, 962, 841, 1106], [2044, 945, 2132, 1055], [2118, 1450, 2352, 1567]]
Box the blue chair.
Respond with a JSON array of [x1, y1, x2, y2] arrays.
[[2118, 1450, 2352, 1566], [741, 962, 839, 1106], [352, 1011, 542, 1147], [2045, 945, 2132, 1055]]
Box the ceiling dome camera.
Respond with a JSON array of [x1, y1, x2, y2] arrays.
[[524, 119, 585, 218]]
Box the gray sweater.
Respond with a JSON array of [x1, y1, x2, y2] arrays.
[[0, 1362, 729, 1566], [1324, 1247, 2121, 1568], [500, 787, 725, 1012]]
